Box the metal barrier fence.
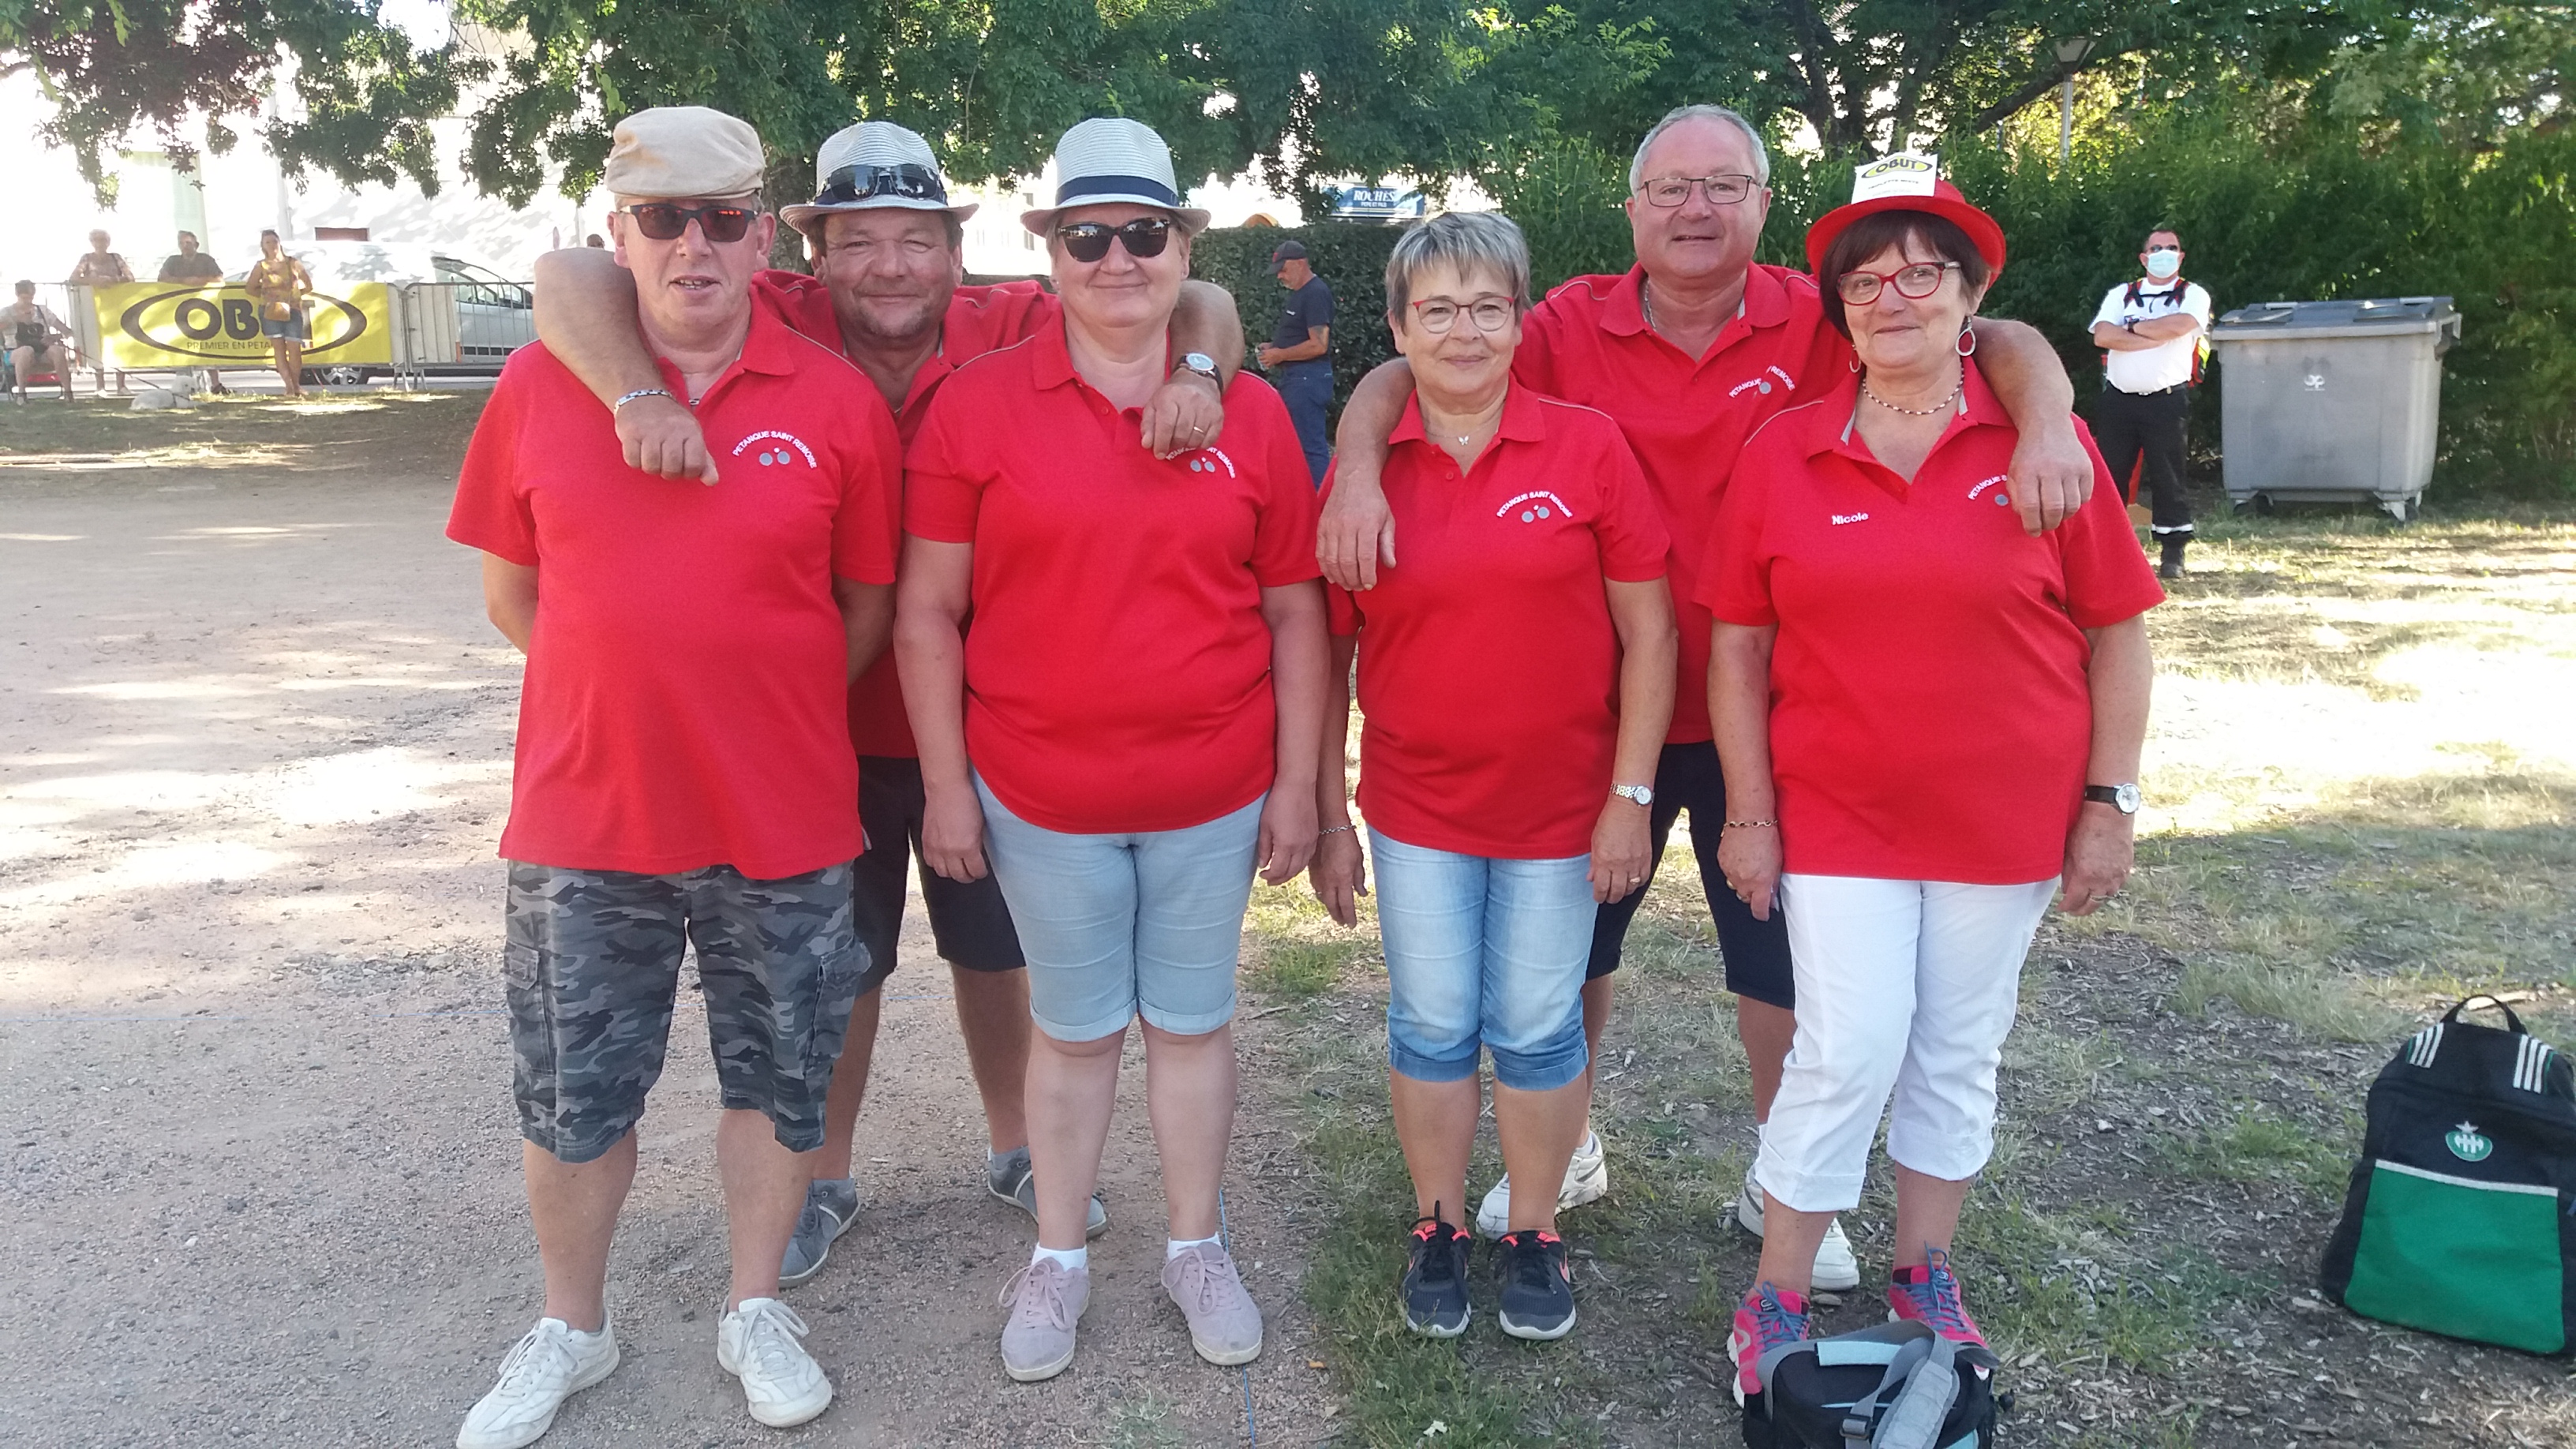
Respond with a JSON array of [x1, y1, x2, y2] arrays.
[[17, 282, 537, 391]]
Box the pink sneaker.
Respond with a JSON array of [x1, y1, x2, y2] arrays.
[[1887, 1247, 1986, 1346], [1728, 1282, 1810, 1404]]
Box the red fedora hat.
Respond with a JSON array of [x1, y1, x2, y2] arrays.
[[1804, 152, 2006, 278]]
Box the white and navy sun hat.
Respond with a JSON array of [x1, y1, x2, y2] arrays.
[[1020, 117, 1212, 237], [779, 122, 978, 237]]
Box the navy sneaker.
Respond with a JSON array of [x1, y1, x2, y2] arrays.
[[1401, 1211, 1471, 1338], [1494, 1230, 1576, 1341], [778, 1178, 858, 1287]]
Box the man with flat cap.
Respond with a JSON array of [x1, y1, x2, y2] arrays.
[[449, 104, 899, 1447], [1257, 238, 1335, 483], [529, 120, 1247, 1290]]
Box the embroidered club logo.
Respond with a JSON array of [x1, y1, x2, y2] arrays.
[[2445, 1121, 2494, 1163], [1185, 447, 1238, 477], [1724, 366, 1800, 399], [732, 430, 817, 468], [1968, 473, 2012, 508], [1497, 490, 1571, 524]]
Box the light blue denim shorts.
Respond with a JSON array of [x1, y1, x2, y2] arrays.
[[1369, 830, 1594, 1091], [975, 777, 1261, 1042]]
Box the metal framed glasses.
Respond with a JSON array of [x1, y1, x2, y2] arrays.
[[1056, 217, 1173, 263], [818, 163, 949, 206], [1638, 173, 1759, 207], [1834, 261, 1960, 306], [617, 203, 758, 243], [1408, 295, 1518, 335]]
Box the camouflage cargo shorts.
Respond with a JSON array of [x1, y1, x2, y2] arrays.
[[503, 859, 867, 1165]]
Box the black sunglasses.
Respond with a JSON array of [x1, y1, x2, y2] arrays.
[[1056, 217, 1173, 263], [618, 203, 758, 244], [818, 163, 949, 207]]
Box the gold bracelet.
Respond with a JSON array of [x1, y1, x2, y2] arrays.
[[1724, 818, 1777, 829]]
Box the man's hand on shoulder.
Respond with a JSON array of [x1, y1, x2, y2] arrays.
[[1142, 367, 1226, 459], [619, 395, 719, 485], [2008, 415, 2094, 535]]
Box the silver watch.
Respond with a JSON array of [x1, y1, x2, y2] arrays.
[[1174, 350, 1221, 385], [1611, 783, 1654, 808], [2084, 783, 2142, 814]]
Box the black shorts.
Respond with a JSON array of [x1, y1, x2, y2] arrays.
[[852, 755, 1026, 994], [1586, 740, 1795, 1009]]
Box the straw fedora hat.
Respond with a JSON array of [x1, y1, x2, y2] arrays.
[[1019, 118, 1212, 236]]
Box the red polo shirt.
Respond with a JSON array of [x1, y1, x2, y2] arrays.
[[447, 314, 900, 878], [754, 269, 1061, 760], [1701, 363, 2162, 884], [1513, 264, 1848, 742], [1326, 386, 1668, 858], [905, 323, 1321, 834]]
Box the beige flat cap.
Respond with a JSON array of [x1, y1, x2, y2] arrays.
[[604, 106, 766, 200]]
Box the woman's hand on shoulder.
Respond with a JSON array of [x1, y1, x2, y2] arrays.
[[1589, 798, 1654, 904], [2057, 804, 2135, 915], [1308, 827, 1367, 927], [1714, 822, 1782, 921], [1257, 790, 1320, 886]]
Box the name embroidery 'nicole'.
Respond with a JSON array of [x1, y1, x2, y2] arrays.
[[1831, 511, 1870, 526]]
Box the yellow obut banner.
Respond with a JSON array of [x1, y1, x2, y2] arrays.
[[92, 282, 394, 368]]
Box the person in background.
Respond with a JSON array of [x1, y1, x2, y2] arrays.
[[1318, 105, 2093, 1289], [243, 230, 313, 399], [584, 234, 607, 248], [5, 280, 77, 404], [1258, 238, 1335, 484], [66, 228, 132, 393], [2089, 227, 2211, 579], [896, 116, 1325, 1384], [446, 106, 900, 1447], [159, 233, 230, 395], [1706, 160, 2159, 1399], [1309, 210, 1675, 1344], [531, 119, 1243, 1287]]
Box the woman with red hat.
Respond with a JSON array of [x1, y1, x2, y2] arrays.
[[1701, 156, 2162, 1396]]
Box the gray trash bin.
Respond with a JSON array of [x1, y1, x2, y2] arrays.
[[2208, 296, 2462, 521]]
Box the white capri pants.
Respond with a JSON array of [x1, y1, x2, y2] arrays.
[[1754, 874, 2057, 1214]]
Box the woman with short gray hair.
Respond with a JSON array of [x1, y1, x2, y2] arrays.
[[1309, 209, 1677, 1342]]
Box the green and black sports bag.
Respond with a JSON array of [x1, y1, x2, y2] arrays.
[[2320, 996, 2576, 1355]]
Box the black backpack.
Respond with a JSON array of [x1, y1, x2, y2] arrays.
[[2320, 996, 2576, 1355], [1743, 1319, 2003, 1449]]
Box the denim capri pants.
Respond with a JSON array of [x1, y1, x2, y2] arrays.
[[975, 776, 1263, 1042], [1370, 829, 1594, 1091]]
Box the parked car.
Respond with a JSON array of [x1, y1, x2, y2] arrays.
[[226, 242, 535, 384]]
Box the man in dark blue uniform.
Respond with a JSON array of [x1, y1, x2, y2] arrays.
[[1258, 239, 1335, 484]]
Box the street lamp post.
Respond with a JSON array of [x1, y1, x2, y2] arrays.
[[2055, 36, 2095, 163]]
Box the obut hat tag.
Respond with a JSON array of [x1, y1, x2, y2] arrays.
[[1850, 152, 1941, 203]]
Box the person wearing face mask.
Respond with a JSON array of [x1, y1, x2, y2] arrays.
[[2089, 228, 2211, 579]]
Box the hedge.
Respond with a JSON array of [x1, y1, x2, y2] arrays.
[[1191, 222, 1405, 430]]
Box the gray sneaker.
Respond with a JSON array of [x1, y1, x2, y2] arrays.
[[1161, 1241, 1264, 1365], [987, 1147, 1109, 1239], [779, 1178, 859, 1288], [998, 1258, 1090, 1383]]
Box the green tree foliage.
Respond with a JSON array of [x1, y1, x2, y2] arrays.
[[1189, 219, 1403, 425], [0, 0, 466, 203]]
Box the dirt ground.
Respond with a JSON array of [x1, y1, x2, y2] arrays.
[[0, 395, 1330, 1447]]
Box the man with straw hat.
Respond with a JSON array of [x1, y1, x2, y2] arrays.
[[530, 119, 1246, 1292], [448, 104, 900, 1447]]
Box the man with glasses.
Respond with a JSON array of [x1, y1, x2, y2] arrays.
[[2090, 227, 2210, 578], [1316, 105, 2095, 1295], [450, 107, 899, 1447], [530, 120, 1246, 1294], [1259, 238, 1336, 482]]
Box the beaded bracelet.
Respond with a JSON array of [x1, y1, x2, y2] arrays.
[[1318, 824, 1356, 837], [612, 387, 675, 411], [1723, 818, 1778, 829]]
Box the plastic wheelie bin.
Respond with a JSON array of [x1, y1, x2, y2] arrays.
[[2207, 296, 2462, 522]]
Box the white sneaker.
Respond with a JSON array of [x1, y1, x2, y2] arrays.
[[1474, 1130, 1610, 1237], [717, 1297, 833, 1428], [1735, 1165, 1862, 1292], [456, 1316, 620, 1449]]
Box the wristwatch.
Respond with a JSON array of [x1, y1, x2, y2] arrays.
[[1611, 783, 1654, 808], [1174, 351, 1221, 387], [2084, 783, 2142, 814]]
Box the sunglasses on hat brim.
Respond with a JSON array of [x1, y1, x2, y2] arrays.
[[618, 203, 758, 244], [1057, 217, 1173, 263], [817, 163, 949, 208]]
